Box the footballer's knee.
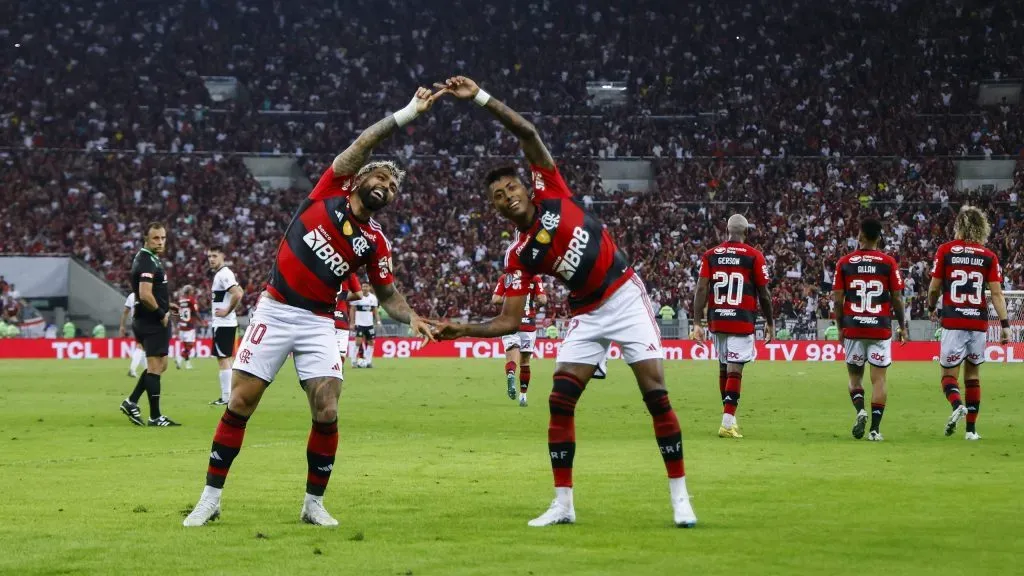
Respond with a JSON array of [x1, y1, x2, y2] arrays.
[[304, 376, 341, 422]]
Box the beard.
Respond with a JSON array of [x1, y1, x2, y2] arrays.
[[357, 183, 389, 212]]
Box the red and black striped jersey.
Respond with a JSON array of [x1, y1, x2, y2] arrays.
[[503, 164, 633, 316], [266, 167, 394, 317], [698, 241, 770, 335], [493, 273, 545, 332], [334, 275, 362, 330], [832, 249, 903, 340], [931, 240, 1002, 332], [177, 297, 200, 330]]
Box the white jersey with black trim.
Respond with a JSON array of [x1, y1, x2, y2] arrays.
[[124, 293, 136, 319], [353, 293, 378, 327], [211, 266, 240, 328]]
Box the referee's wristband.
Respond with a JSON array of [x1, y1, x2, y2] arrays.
[[474, 89, 491, 107], [1001, 319, 1010, 329], [157, 307, 168, 318]]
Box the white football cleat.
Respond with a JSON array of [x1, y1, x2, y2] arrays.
[[945, 405, 968, 436], [673, 496, 698, 528], [867, 430, 884, 442], [965, 431, 981, 441], [300, 496, 339, 527], [183, 497, 221, 527], [527, 499, 575, 527]]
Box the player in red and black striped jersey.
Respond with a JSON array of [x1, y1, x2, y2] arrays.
[[430, 76, 696, 528], [184, 87, 442, 529], [334, 275, 363, 365], [832, 218, 908, 442], [926, 207, 1010, 440], [692, 214, 774, 439], [492, 273, 547, 405], [176, 285, 203, 370]]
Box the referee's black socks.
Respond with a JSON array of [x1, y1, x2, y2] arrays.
[[143, 372, 162, 419], [129, 371, 148, 404]]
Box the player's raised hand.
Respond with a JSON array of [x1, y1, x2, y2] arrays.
[[432, 76, 479, 100], [413, 86, 446, 114]]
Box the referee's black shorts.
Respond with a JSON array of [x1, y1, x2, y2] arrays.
[[133, 321, 170, 358], [355, 325, 376, 340], [213, 326, 238, 359]]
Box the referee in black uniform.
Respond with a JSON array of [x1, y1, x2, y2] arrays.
[[119, 222, 180, 427]]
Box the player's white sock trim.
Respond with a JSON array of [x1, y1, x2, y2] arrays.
[[366, 344, 375, 363], [555, 486, 573, 508], [669, 476, 689, 502], [218, 369, 231, 402], [201, 485, 223, 502]]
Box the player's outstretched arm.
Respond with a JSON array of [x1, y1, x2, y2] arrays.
[[332, 87, 445, 175], [692, 277, 710, 340], [375, 283, 435, 343], [436, 76, 555, 169], [757, 285, 775, 342], [434, 295, 526, 340]]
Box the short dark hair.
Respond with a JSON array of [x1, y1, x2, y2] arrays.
[[860, 218, 883, 242], [207, 245, 225, 254], [483, 165, 519, 189]]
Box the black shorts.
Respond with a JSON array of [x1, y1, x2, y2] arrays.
[[212, 326, 238, 359], [134, 322, 170, 358], [355, 325, 376, 340]]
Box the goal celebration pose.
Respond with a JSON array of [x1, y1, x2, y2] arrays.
[[430, 76, 696, 528], [183, 87, 440, 527]]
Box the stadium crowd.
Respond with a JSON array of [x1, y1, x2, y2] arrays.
[[2, 0, 1023, 329]]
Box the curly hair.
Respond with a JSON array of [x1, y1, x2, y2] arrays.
[[954, 206, 991, 244], [356, 160, 406, 188]]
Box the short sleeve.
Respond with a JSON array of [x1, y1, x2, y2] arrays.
[[493, 276, 507, 297], [137, 256, 157, 282], [832, 259, 844, 291], [502, 249, 531, 298], [309, 167, 356, 201], [890, 258, 905, 291], [529, 164, 573, 201], [987, 253, 1003, 284], [347, 275, 363, 294], [533, 276, 546, 296], [930, 247, 944, 279], [368, 237, 394, 286], [698, 252, 711, 279], [753, 251, 770, 287], [220, 268, 239, 290], [125, 294, 134, 308]]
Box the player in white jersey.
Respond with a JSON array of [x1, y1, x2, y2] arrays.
[[208, 247, 244, 405], [352, 285, 380, 368], [119, 292, 147, 377]]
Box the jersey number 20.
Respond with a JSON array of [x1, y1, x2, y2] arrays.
[[712, 272, 744, 306]]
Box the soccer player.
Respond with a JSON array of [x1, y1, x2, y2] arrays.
[[183, 87, 440, 528], [335, 275, 363, 365], [832, 218, 907, 441], [208, 247, 243, 405], [492, 272, 547, 405], [927, 206, 1010, 440], [692, 214, 774, 439], [176, 285, 202, 371], [430, 76, 696, 528], [119, 292, 146, 378], [351, 285, 379, 368], [119, 222, 180, 427]]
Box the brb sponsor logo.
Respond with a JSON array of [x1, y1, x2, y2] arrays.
[[304, 226, 350, 277], [556, 226, 590, 281]]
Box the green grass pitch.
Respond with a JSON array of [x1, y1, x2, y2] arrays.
[[0, 358, 1021, 575]]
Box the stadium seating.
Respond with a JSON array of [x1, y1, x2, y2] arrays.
[[2, 0, 1023, 327]]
